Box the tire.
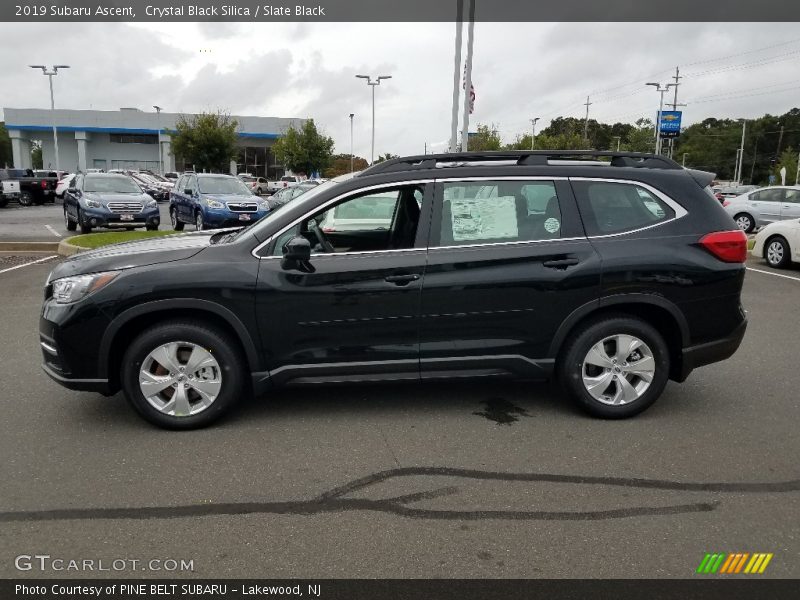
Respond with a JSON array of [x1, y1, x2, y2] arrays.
[[0, 197, 8, 209], [171, 208, 184, 231], [558, 315, 670, 419], [78, 208, 92, 234], [120, 321, 246, 429], [18, 191, 33, 207], [764, 236, 791, 269], [64, 207, 77, 231], [146, 223, 159, 231], [195, 211, 205, 231], [734, 213, 755, 233], [256, 187, 263, 195]]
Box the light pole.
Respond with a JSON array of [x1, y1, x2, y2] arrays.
[[682, 153, 688, 167], [736, 119, 747, 185], [153, 105, 163, 175], [529, 117, 540, 150], [30, 64, 69, 174], [613, 136, 621, 151], [349, 113, 354, 173], [356, 74, 391, 165], [646, 82, 676, 155]]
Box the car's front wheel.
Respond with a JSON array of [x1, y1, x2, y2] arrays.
[[64, 207, 77, 231], [195, 211, 205, 231], [765, 236, 791, 268], [558, 315, 669, 419], [78, 208, 92, 234], [170, 208, 184, 231], [121, 321, 246, 429], [18, 191, 33, 207], [734, 213, 755, 233]]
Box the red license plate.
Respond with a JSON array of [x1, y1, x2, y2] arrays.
[[239, 214, 251, 221], [120, 214, 134, 221]]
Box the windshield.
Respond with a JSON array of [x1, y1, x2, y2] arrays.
[[84, 175, 142, 193], [198, 177, 251, 195]]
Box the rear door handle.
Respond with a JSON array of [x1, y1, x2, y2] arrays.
[[385, 274, 420, 285], [542, 258, 579, 269]]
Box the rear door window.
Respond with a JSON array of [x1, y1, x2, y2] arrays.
[[436, 180, 562, 246], [571, 181, 675, 236]]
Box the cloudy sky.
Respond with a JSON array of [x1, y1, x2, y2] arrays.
[[1, 21, 799, 158]]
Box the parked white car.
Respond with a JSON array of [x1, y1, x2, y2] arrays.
[[55, 173, 76, 198], [723, 186, 800, 233], [267, 175, 300, 194], [752, 218, 800, 268]]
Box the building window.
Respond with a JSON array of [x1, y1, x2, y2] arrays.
[[110, 133, 158, 144]]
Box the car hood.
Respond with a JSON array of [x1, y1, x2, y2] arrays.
[[84, 192, 152, 204], [49, 231, 217, 280], [203, 194, 258, 203]]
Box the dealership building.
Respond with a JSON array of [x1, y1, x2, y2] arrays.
[[3, 107, 304, 178]]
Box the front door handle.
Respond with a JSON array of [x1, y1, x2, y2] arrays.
[[385, 273, 420, 285], [542, 258, 579, 269]]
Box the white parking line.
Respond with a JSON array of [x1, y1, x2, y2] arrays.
[[44, 224, 62, 237], [747, 267, 800, 283], [0, 255, 58, 274]]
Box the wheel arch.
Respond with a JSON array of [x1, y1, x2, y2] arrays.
[[98, 299, 261, 390], [549, 294, 690, 381]]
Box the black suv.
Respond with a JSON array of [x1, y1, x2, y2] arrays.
[[40, 151, 748, 429]]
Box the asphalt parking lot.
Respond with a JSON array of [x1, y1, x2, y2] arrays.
[[0, 200, 176, 242], [0, 250, 798, 579]]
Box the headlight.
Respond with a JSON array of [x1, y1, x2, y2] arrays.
[[145, 199, 158, 208], [51, 271, 120, 304], [84, 199, 103, 209], [205, 199, 224, 209], [258, 201, 270, 210]]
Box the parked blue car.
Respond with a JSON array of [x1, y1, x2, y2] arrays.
[[169, 173, 270, 231], [63, 173, 160, 234]]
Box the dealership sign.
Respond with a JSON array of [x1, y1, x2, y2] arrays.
[[659, 111, 682, 138]]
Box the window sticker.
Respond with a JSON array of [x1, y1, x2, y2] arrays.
[[450, 196, 518, 241], [544, 217, 560, 234]]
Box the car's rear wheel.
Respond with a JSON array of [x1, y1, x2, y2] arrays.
[[558, 315, 669, 419], [171, 208, 184, 231], [195, 211, 204, 231], [64, 207, 77, 231], [78, 208, 92, 234], [765, 236, 791, 268], [18, 191, 33, 207], [734, 213, 755, 233], [121, 321, 246, 429]]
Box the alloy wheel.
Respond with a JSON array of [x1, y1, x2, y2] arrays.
[[196, 213, 204, 230], [581, 334, 655, 406], [736, 215, 752, 231], [138, 341, 222, 417]]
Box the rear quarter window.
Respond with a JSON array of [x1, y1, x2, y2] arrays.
[[573, 181, 675, 236]]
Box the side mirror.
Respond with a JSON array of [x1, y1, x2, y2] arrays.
[[67, 187, 77, 194], [184, 188, 193, 195], [282, 235, 311, 262]]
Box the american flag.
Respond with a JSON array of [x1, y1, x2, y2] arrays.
[[462, 64, 475, 114]]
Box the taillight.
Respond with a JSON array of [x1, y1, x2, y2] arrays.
[[722, 200, 730, 207], [41, 180, 47, 189], [699, 230, 748, 263]]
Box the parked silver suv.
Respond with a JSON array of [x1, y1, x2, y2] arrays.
[[723, 186, 800, 232]]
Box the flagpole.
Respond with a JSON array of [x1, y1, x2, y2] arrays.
[[460, 0, 475, 152], [449, 0, 464, 153]]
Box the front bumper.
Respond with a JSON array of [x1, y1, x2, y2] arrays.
[[82, 206, 160, 229], [203, 209, 268, 228], [39, 329, 112, 394]]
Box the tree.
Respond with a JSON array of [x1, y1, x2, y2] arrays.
[[31, 142, 43, 169], [271, 119, 334, 176], [775, 147, 798, 185], [323, 153, 369, 178], [171, 111, 239, 172], [468, 123, 502, 151], [0, 122, 12, 168], [373, 153, 399, 163], [623, 118, 656, 154]]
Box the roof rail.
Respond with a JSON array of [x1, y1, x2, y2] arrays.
[[358, 150, 683, 176]]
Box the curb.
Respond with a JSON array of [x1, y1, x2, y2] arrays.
[[0, 241, 60, 252], [57, 239, 87, 256]]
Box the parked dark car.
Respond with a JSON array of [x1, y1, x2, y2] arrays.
[[40, 151, 747, 429], [169, 173, 270, 231], [63, 173, 161, 233], [0, 168, 58, 206]]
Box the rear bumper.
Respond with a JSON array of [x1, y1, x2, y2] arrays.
[[676, 317, 747, 381]]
